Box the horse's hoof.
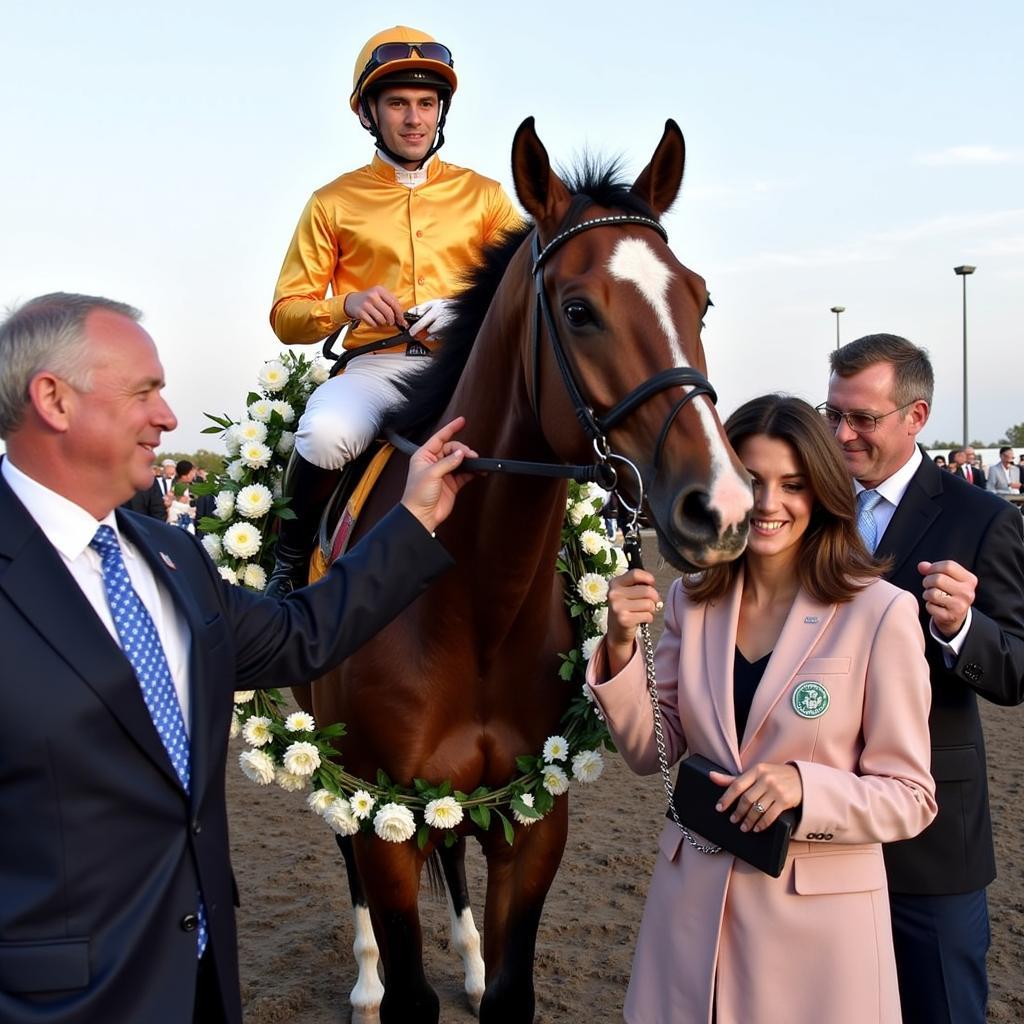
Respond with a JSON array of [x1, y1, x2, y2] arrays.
[[350, 1008, 381, 1024]]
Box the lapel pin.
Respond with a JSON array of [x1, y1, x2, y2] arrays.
[[160, 552, 177, 570], [792, 680, 830, 719], [804, 615, 819, 624]]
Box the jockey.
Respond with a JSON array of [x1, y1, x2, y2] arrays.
[[266, 25, 522, 597]]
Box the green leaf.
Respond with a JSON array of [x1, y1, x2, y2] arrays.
[[413, 777, 430, 794], [246, 391, 262, 405], [376, 769, 392, 789], [496, 810, 515, 845], [274, 507, 298, 521], [201, 425, 224, 434], [416, 825, 430, 850], [558, 660, 575, 681], [437, 779, 452, 798], [443, 830, 457, 848], [318, 722, 347, 738], [534, 787, 554, 814], [510, 797, 540, 820], [469, 805, 491, 830], [515, 755, 537, 773], [469, 786, 490, 800]]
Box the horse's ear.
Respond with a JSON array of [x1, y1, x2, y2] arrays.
[[631, 119, 686, 216], [511, 117, 572, 232]]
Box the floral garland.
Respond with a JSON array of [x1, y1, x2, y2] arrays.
[[203, 353, 623, 846]]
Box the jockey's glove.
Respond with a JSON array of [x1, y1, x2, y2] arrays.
[[407, 297, 456, 340]]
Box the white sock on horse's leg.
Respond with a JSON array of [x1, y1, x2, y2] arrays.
[[446, 887, 485, 1014], [349, 903, 384, 1023]]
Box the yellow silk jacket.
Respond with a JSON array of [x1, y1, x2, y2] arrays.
[[270, 154, 523, 349]]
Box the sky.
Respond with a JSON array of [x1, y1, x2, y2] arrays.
[[2, 1, 1021, 455]]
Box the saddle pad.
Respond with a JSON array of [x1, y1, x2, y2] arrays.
[[308, 444, 395, 584]]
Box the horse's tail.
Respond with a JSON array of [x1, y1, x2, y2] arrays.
[[424, 850, 446, 901]]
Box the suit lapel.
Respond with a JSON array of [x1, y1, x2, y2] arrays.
[[739, 588, 835, 758], [0, 479, 183, 791], [876, 457, 942, 580], [702, 573, 744, 770], [117, 511, 211, 812]]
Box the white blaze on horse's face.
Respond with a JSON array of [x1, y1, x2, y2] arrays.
[[607, 237, 753, 544]]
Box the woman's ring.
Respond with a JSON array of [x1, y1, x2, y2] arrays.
[[753, 801, 767, 815], [655, 600, 664, 611]]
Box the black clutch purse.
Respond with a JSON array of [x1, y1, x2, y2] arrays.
[[666, 753, 797, 878]]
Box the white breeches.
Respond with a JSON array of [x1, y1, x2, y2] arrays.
[[295, 353, 429, 470]]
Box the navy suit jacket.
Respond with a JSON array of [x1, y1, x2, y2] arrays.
[[877, 454, 1024, 894], [0, 470, 452, 1023]]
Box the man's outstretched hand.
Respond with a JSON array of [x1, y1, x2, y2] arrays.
[[401, 416, 478, 533]]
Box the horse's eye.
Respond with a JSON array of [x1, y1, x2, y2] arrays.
[[563, 301, 593, 328]]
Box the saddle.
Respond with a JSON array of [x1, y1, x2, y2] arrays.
[[307, 442, 396, 585]]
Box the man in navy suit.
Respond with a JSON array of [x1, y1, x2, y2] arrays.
[[0, 292, 476, 1023], [825, 334, 1024, 1023]]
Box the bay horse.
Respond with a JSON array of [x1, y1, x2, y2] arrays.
[[303, 117, 752, 1022]]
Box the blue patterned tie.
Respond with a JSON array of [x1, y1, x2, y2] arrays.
[[856, 489, 884, 553], [90, 526, 207, 957]]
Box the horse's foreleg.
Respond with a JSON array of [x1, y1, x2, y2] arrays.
[[337, 835, 384, 1023], [478, 800, 569, 1024], [353, 836, 439, 1024], [437, 838, 485, 1015]]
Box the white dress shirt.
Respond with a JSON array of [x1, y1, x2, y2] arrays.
[[2, 458, 193, 732]]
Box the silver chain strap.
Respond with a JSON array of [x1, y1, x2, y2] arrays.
[[638, 619, 722, 855]]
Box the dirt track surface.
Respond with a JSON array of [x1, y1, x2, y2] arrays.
[[230, 536, 1024, 1022]]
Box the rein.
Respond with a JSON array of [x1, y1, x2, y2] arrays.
[[385, 209, 719, 504]]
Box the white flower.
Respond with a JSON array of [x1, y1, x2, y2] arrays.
[[285, 711, 316, 733], [239, 748, 275, 785], [324, 797, 360, 836], [248, 400, 273, 423], [373, 802, 416, 843], [611, 547, 629, 577], [258, 359, 289, 393], [567, 501, 590, 526], [307, 788, 335, 816], [581, 681, 596, 705], [542, 735, 569, 763], [276, 768, 308, 792], [571, 749, 605, 784], [512, 792, 539, 826], [578, 573, 609, 606], [242, 715, 273, 747], [580, 483, 610, 510], [424, 796, 464, 829], [217, 565, 238, 585], [350, 790, 376, 819], [228, 713, 240, 739], [581, 635, 602, 661], [282, 741, 321, 777], [214, 491, 235, 520], [579, 529, 607, 556], [226, 459, 245, 483], [241, 563, 267, 591], [223, 425, 241, 456], [593, 606, 609, 635], [236, 483, 273, 519], [233, 690, 256, 704], [276, 431, 295, 456], [235, 419, 268, 444], [223, 522, 261, 559], [307, 359, 331, 386], [542, 765, 570, 796], [239, 441, 272, 470], [201, 533, 222, 560], [270, 400, 295, 424]]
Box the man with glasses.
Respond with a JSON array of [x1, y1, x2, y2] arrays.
[[267, 25, 521, 597], [823, 333, 1024, 1024]]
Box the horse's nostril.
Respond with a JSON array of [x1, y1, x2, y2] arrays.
[[672, 488, 718, 543]]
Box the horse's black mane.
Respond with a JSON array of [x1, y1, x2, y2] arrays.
[[385, 156, 657, 442]]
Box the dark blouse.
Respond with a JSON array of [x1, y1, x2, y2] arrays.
[[734, 647, 771, 740]]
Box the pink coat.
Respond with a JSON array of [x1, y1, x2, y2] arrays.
[[587, 573, 937, 1024]]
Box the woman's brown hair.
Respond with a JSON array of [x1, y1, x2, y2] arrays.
[[687, 394, 888, 605]]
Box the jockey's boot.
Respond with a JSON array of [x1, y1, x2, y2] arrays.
[[264, 453, 340, 599]]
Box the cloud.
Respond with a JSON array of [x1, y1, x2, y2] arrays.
[[916, 145, 1022, 166]]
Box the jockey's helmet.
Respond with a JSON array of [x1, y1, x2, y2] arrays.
[[349, 26, 458, 113]]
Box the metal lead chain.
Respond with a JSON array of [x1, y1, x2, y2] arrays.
[[639, 607, 722, 856]]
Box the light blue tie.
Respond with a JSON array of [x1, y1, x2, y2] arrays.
[[90, 526, 207, 958], [856, 489, 884, 553]]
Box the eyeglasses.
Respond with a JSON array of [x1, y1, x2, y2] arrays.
[[362, 41, 453, 74], [816, 400, 919, 433]]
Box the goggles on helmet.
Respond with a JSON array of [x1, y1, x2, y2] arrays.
[[354, 41, 454, 97]]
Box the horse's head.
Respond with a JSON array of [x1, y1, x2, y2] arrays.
[[510, 118, 751, 570]]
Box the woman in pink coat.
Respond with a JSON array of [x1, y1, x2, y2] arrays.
[[588, 395, 936, 1024]]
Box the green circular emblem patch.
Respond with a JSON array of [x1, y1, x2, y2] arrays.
[[792, 680, 830, 719]]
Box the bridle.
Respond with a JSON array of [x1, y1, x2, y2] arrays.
[[387, 204, 719, 521]]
